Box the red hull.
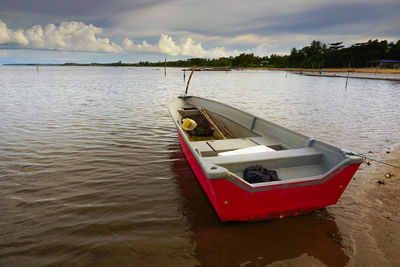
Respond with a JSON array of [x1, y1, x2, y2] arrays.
[[177, 131, 360, 222]]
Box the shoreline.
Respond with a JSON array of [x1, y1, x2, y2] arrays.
[[350, 146, 400, 266], [297, 71, 400, 81], [240, 67, 400, 75], [367, 149, 400, 266], [237, 67, 400, 81]]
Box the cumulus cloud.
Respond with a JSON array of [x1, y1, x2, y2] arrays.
[[123, 34, 241, 58], [0, 20, 122, 52], [0, 20, 242, 58], [122, 38, 156, 53], [158, 34, 181, 56]]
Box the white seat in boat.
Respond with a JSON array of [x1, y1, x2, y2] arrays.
[[218, 145, 275, 156], [191, 138, 258, 156], [205, 147, 323, 171]]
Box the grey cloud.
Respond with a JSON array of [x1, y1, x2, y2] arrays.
[[0, 0, 398, 60], [0, 0, 174, 28], [246, 1, 400, 37], [3, 0, 398, 39]]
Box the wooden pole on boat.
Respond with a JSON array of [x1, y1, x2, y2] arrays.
[[185, 66, 195, 95], [203, 108, 233, 137], [200, 108, 227, 140], [187, 100, 228, 140]]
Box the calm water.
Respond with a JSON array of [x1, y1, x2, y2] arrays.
[[1, 66, 399, 266]]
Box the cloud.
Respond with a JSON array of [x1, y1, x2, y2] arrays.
[[122, 38, 156, 53], [158, 34, 181, 56], [2, 0, 400, 62], [0, 20, 243, 58], [0, 20, 122, 52], [123, 34, 242, 58]]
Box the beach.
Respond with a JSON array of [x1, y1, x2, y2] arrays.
[[355, 147, 400, 266], [236, 68, 400, 81], [298, 71, 400, 81], [245, 67, 400, 74]]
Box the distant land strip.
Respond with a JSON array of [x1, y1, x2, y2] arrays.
[[3, 39, 400, 72]]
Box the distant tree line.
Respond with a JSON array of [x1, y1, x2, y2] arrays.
[[139, 39, 400, 68], [64, 61, 125, 67]]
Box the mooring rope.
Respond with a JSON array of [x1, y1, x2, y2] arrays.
[[343, 151, 400, 169]]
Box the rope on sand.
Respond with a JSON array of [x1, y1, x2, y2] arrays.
[[342, 151, 400, 169]]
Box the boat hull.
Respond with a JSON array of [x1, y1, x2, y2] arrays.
[[178, 130, 360, 222]]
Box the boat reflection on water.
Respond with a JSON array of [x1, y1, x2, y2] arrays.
[[169, 143, 350, 266]]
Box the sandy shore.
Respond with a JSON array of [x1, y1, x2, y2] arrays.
[[236, 67, 400, 81], [340, 146, 400, 266], [242, 67, 400, 75], [362, 147, 400, 266], [299, 71, 400, 81]]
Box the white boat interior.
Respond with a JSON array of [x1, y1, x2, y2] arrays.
[[168, 96, 362, 184]]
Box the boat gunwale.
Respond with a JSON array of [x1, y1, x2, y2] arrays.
[[224, 158, 356, 193], [183, 95, 311, 143], [168, 95, 363, 192]]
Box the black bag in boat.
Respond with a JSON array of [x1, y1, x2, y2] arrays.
[[243, 165, 280, 183]]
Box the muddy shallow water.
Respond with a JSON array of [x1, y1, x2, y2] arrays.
[[1, 66, 399, 266]]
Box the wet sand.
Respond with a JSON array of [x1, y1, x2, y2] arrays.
[[358, 147, 400, 266], [263, 147, 400, 267]]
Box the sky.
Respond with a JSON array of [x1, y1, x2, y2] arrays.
[[0, 0, 399, 64]]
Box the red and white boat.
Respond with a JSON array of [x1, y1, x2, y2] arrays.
[[168, 96, 363, 221]]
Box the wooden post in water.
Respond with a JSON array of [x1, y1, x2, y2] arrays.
[[164, 58, 166, 77], [36, 65, 39, 73], [345, 71, 350, 89], [345, 62, 351, 89], [184, 69, 186, 81]]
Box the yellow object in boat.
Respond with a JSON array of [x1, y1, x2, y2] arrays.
[[182, 118, 197, 131]]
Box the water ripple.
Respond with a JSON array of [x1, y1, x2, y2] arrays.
[[1, 66, 399, 266]]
